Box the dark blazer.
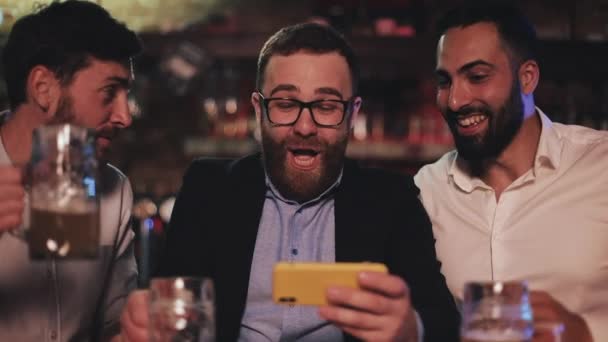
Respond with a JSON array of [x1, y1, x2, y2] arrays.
[[157, 153, 460, 342]]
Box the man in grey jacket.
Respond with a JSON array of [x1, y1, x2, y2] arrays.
[[0, 1, 142, 340]]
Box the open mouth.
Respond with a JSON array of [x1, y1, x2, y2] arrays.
[[96, 136, 112, 144], [455, 114, 488, 135], [457, 114, 488, 127], [287, 148, 320, 170]]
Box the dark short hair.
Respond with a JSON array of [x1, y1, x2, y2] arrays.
[[256, 23, 359, 94], [2, 0, 143, 110], [436, 1, 537, 67]]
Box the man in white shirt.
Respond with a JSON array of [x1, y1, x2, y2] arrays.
[[415, 2, 607, 342], [0, 1, 142, 340]]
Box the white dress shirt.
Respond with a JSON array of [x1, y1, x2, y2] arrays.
[[415, 108, 608, 341], [0, 133, 136, 341]]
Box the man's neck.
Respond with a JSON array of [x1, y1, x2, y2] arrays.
[[0, 104, 46, 165], [480, 110, 542, 199]]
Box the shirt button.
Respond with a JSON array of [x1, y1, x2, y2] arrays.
[[291, 248, 298, 256], [50, 330, 57, 340]]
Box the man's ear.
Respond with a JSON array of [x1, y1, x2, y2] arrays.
[[26, 65, 61, 117], [518, 60, 540, 95], [251, 91, 262, 125], [348, 96, 362, 130]]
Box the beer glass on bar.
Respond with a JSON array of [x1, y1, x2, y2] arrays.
[[27, 123, 99, 259], [149, 277, 215, 342], [461, 281, 534, 342]]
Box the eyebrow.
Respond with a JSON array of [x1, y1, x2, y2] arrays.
[[457, 60, 495, 73], [435, 59, 496, 77], [106, 76, 131, 88], [268, 85, 345, 99], [315, 87, 344, 99], [269, 84, 298, 96]]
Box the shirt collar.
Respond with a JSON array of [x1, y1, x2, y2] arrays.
[[265, 168, 343, 206], [448, 107, 562, 193], [533, 107, 562, 172]]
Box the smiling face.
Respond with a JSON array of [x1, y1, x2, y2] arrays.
[[252, 51, 361, 202], [54, 58, 133, 159], [435, 22, 524, 162]]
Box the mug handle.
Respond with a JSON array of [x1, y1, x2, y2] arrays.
[[535, 322, 565, 342]]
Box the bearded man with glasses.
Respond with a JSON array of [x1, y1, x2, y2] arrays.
[[119, 23, 459, 342]]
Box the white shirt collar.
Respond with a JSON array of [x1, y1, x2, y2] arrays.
[[447, 107, 562, 193]]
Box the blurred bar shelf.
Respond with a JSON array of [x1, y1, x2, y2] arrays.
[[184, 137, 259, 157], [346, 140, 452, 161], [183, 137, 453, 162], [141, 32, 608, 81]]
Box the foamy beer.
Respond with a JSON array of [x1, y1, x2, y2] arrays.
[[461, 281, 534, 342], [28, 124, 99, 259]]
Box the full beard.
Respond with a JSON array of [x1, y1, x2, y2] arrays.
[[49, 94, 76, 124], [261, 128, 348, 203], [446, 81, 524, 174], [51, 93, 116, 162]]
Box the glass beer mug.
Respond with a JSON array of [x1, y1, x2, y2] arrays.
[[149, 277, 216, 342], [27, 123, 100, 259], [461, 281, 534, 342]]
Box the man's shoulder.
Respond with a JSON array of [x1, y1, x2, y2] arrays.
[[553, 122, 608, 148], [103, 162, 127, 180], [551, 123, 608, 167], [187, 157, 235, 175], [187, 153, 261, 176], [345, 161, 417, 196], [99, 163, 130, 197], [414, 150, 457, 188], [181, 153, 264, 194]]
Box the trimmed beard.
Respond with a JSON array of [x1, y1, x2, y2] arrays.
[[261, 125, 348, 203], [49, 93, 76, 124], [446, 80, 524, 171]]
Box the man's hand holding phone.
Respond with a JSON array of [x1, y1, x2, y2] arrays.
[[272, 262, 419, 342], [319, 271, 418, 342]]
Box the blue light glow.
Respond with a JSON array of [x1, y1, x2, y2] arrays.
[[144, 218, 154, 231], [83, 177, 96, 197]]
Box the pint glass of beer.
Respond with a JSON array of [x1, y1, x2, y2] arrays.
[[461, 281, 534, 342], [149, 277, 215, 342], [27, 124, 99, 259]]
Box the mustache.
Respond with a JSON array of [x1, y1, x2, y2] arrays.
[[283, 136, 324, 150], [446, 104, 493, 120], [95, 126, 118, 140]]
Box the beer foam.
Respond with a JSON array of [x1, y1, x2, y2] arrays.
[[30, 191, 96, 214], [463, 329, 529, 341]]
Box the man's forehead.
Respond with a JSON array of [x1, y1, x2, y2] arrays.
[[437, 22, 503, 69], [84, 59, 131, 80], [263, 52, 352, 95]]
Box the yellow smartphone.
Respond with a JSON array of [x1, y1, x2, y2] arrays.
[[272, 262, 388, 306]]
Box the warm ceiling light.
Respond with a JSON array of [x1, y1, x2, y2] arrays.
[[0, 0, 227, 32]]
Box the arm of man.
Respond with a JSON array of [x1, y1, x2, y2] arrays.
[[387, 177, 460, 342], [531, 291, 593, 342], [0, 166, 25, 233], [383, 175, 460, 342], [101, 178, 138, 340], [330, 169, 460, 341], [155, 160, 224, 277], [118, 159, 228, 341], [319, 271, 419, 342]]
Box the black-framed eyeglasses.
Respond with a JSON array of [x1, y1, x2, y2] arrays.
[[257, 91, 354, 128]]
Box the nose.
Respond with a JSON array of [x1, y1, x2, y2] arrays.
[[447, 81, 472, 112], [110, 91, 132, 128], [292, 107, 318, 137]]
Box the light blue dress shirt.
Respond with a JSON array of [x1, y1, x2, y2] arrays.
[[239, 173, 343, 342]]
